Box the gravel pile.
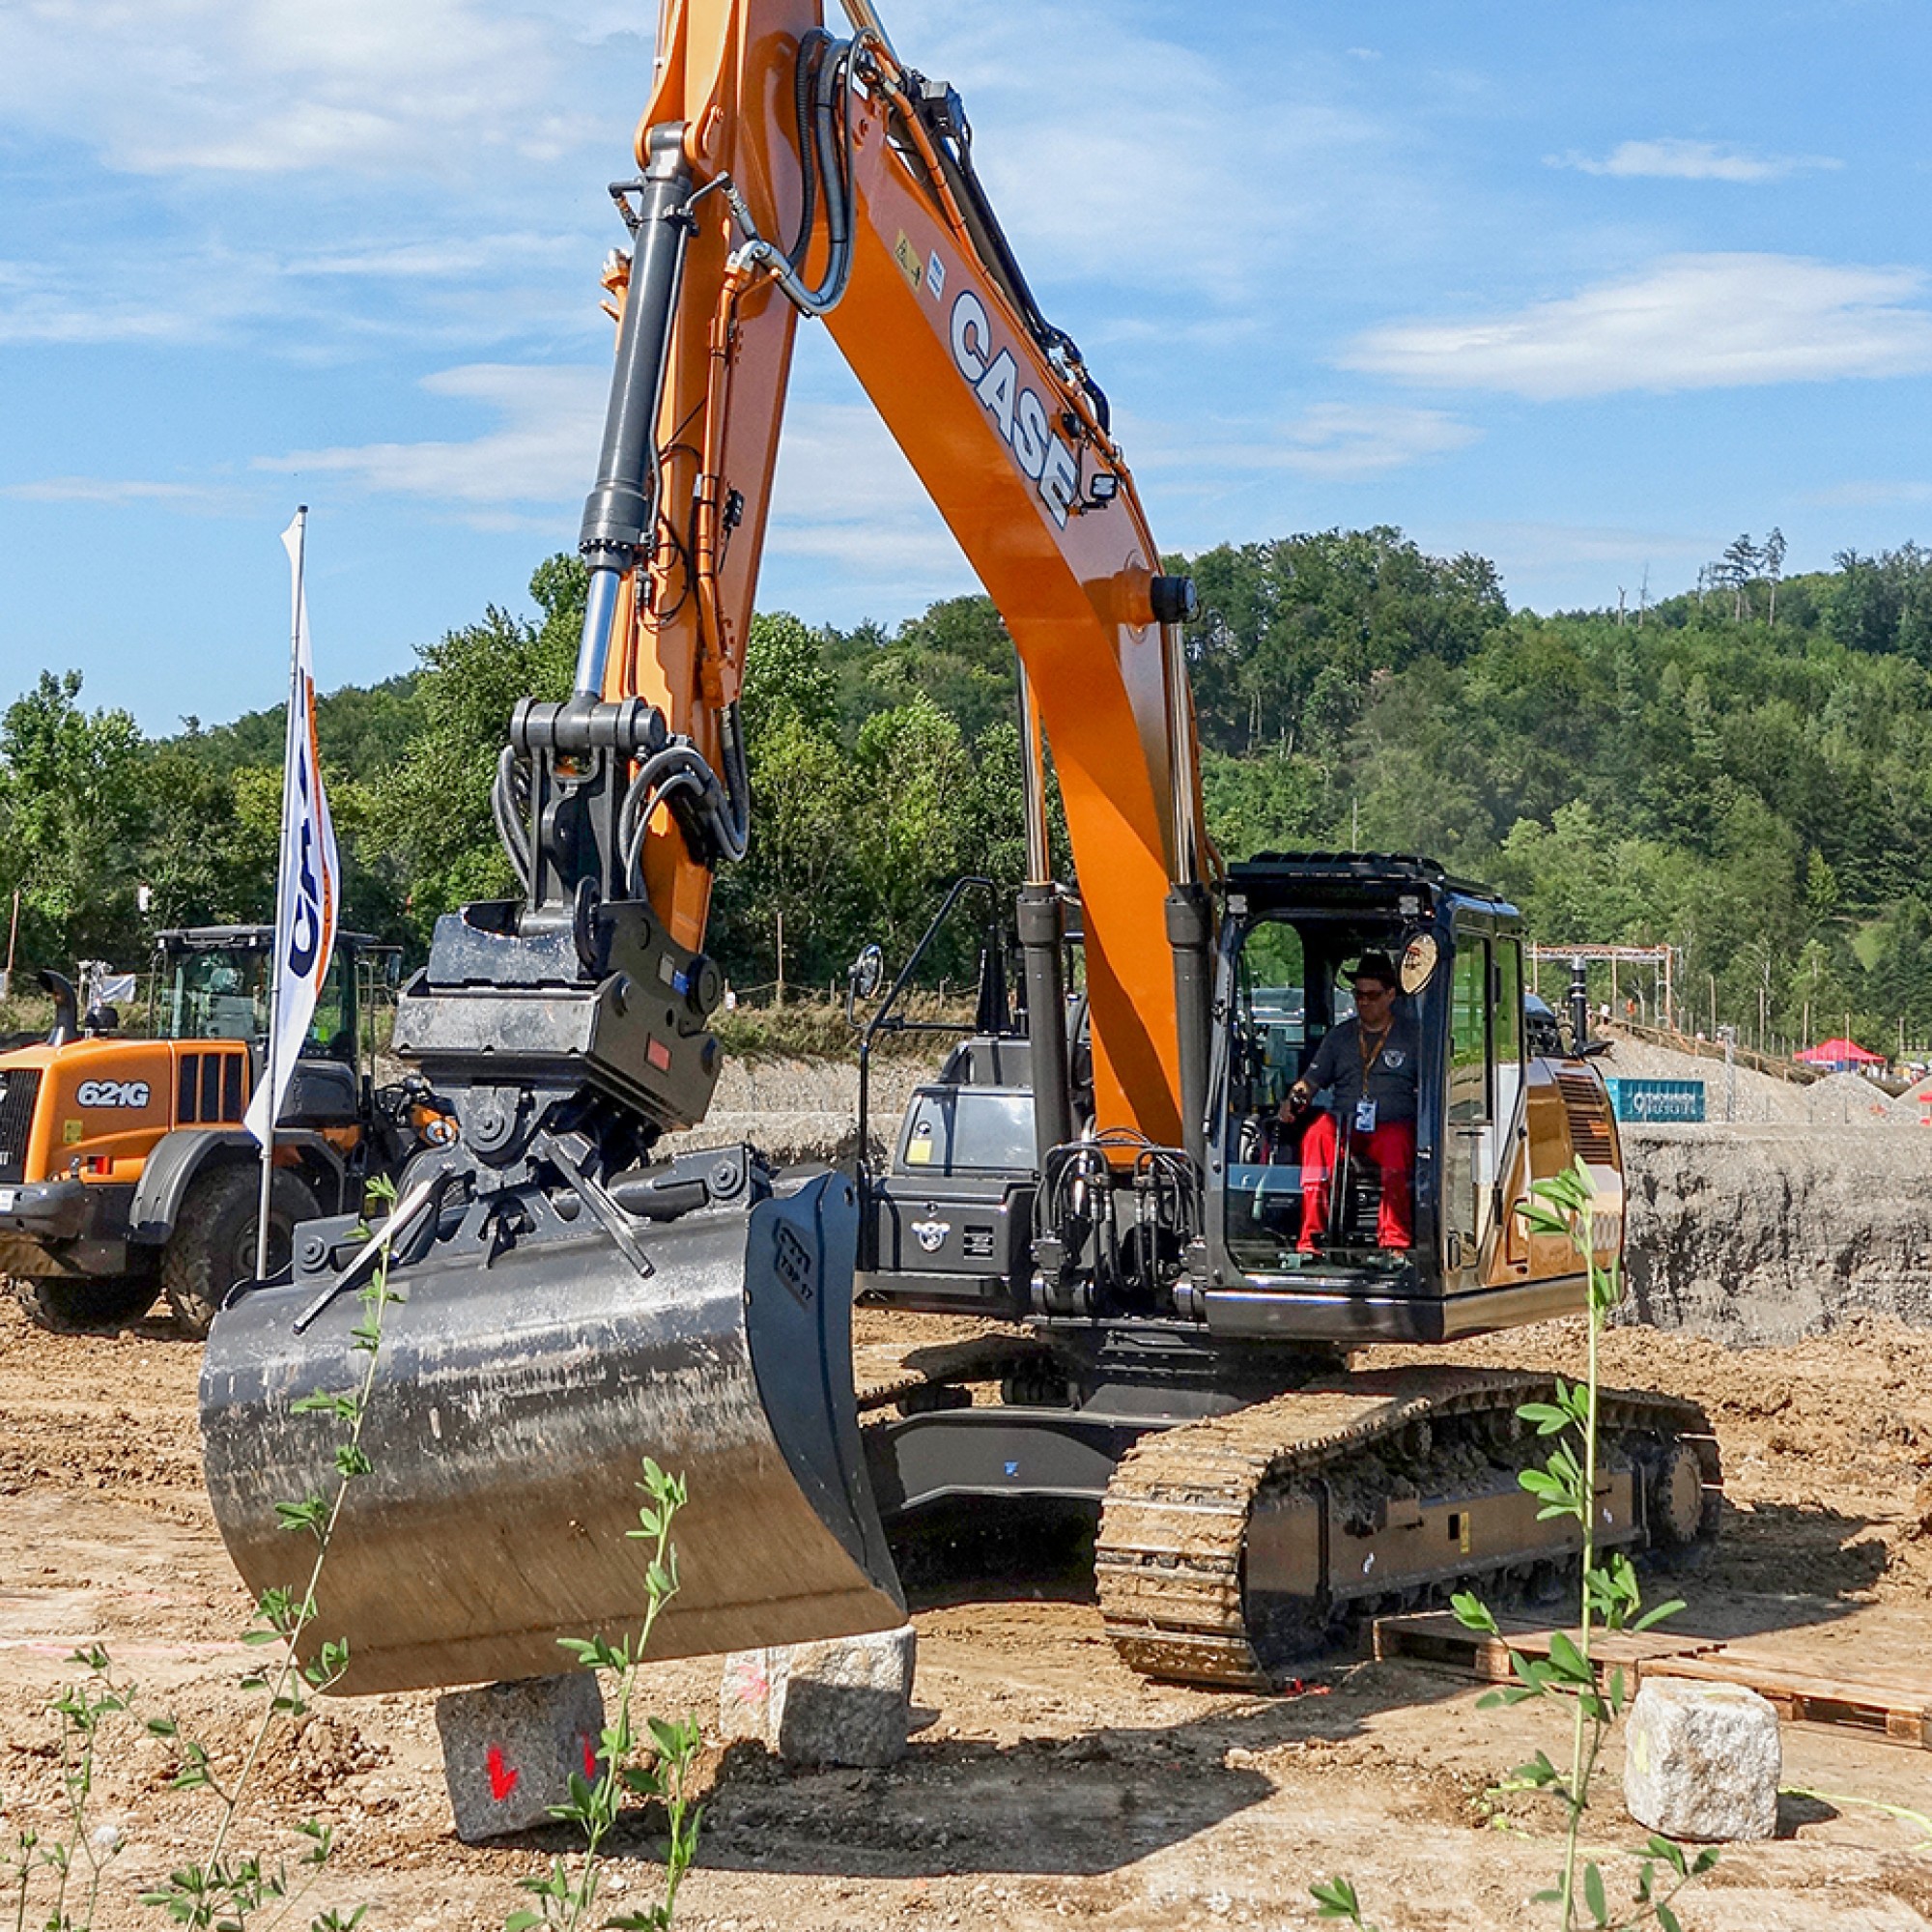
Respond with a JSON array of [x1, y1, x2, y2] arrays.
[[1601, 1034, 1915, 1129], [664, 1050, 943, 1166]]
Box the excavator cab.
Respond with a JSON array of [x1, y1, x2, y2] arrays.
[[1204, 855, 1601, 1343]]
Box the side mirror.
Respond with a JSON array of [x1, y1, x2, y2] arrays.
[[846, 942, 885, 1025], [1398, 931, 1439, 996]]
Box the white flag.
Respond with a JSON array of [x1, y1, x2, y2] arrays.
[[244, 512, 341, 1147]]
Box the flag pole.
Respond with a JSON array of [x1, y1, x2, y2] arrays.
[[256, 504, 309, 1283]]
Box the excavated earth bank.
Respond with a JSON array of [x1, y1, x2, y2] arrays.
[[1623, 1125, 1932, 1345]]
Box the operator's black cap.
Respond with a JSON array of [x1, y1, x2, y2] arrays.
[[1352, 952, 1398, 989]]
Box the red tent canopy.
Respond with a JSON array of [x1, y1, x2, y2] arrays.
[[1796, 1037, 1887, 1065]]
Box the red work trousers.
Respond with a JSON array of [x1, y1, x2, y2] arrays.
[[1297, 1110, 1415, 1252]]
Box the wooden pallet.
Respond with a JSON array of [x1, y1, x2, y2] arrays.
[[1645, 1647, 1932, 1749], [1373, 1612, 1932, 1750], [1373, 1612, 1718, 1690]]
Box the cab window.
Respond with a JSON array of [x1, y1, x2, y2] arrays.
[[164, 952, 270, 1043], [1236, 919, 1305, 1113], [1492, 939, 1524, 1108], [1449, 941, 1490, 1123]]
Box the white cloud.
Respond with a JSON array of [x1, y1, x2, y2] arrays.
[[1130, 404, 1477, 484], [1552, 138, 1841, 184], [1346, 253, 1932, 399], [262, 363, 607, 507], [284, 236, 578, 280], [1461, 521, 1710, 569], [1806, 479, 1932, 508], [1270, 404, 1479, 478], [0, 0, 623, 178], [765, 401, 972, 586], [1, 476, 241, 510], [884, 0, 1391, 301]]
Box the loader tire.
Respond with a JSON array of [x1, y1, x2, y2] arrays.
[[162, 1165, 320, 1339], [11, 1275, 157, 1333]]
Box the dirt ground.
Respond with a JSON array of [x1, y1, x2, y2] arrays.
[[3, 1294, 1932, 1932]]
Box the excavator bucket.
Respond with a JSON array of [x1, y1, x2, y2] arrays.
[[200, 1169, 905, 1694]]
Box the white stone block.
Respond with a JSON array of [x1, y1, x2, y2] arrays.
[[718, 1646, 791, 1747], [1624, 1678, 1781, 1843], [719, 1624, 916, 1768], [435, 1672, 606, 1843]]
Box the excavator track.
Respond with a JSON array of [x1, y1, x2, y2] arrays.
[[1094, 1366, 1721, 1690]]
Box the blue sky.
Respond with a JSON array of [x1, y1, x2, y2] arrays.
[[3, 0, 1929, 731]]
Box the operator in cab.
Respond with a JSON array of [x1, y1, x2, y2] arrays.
[[1278, 952, 1417, 1254]]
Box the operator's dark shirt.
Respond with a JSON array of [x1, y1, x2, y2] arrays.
[[1299, 1011, 1421, 1125]]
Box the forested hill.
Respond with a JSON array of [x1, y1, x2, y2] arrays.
[[7, 529, 1932, 1053]]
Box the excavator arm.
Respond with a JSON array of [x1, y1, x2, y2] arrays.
[[580, 0, 1211, 1145], [199, 0, 1215, 1693]]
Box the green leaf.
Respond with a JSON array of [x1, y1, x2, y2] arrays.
[[1309, 1874, 1363, 1920], [1545, 1632, 1592, 1685], [1632, 1598, 1688, 1634], [1691, 1848, 1719, 1875], [1582, 1862, 1608, 1925], [1656, 1905, 1683, 1932], [1517, 1401, 1572, 1435], [274, 1495, 329, 1538], [1644, 1835, 1688, 1877], [1449, 1590, 1498, 1634]]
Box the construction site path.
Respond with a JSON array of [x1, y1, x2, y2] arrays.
[[3, 1296, 1931, 1931]]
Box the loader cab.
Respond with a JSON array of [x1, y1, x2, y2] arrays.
[[1204, 853, 1584, 1345], [148, 926, 378, 1127]]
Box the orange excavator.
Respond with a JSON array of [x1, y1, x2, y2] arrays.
[[200, 0, 1719, 1695]]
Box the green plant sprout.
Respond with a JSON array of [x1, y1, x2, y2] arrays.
[[1316, 1158, 1717, 1932], [4, 1645, 136, 1932], [505, 1457, 701, 1932], [140, 1170, 407, 1932]]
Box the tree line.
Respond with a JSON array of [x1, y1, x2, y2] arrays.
[[8, 530, 1932, 1054]]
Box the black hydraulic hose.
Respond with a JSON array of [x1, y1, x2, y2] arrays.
[[615, 701, 749, 886], [492, 746, 535, 896], [787, 29, 833, 272], [723, 35, 856, 317], [917, 101, 1111, 434]]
